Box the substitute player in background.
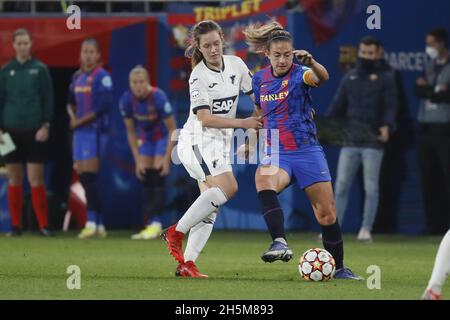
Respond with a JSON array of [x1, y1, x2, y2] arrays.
[[162, 20, 262, 277], [67, 38, 113, 239], [119, 66, 177, 240], [242, 21, 361, 279], [422, 229, 450, 300], [0, 28, 53, 236]]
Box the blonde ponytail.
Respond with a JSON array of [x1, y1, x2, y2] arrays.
[[243, 20, 292, 52]]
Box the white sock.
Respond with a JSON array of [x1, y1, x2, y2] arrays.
[[86, 221, 96, 229], [146, 221, 162, 228], [427, 229, 450, 294], [184, 212, 217, 262], [176, 187, 227, 234]]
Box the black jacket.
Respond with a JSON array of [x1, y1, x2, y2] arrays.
[[327, 61, 398, 147]]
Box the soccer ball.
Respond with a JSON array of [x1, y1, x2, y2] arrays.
[[298, 248, 336, 281]]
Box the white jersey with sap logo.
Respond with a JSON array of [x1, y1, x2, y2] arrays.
[[179, 55, 253, 149]]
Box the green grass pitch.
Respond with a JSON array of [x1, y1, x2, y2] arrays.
[[0, 231, 448, 300]]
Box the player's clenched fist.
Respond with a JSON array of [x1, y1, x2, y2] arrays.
[[293, 49, 315, 67]]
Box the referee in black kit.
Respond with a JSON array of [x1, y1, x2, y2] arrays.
[[0, 28, 54, 236]]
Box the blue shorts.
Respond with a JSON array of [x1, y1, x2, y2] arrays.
[[260, 145, 332, 189], [138, 137, 167, 157], [73, 129, 108, 161]]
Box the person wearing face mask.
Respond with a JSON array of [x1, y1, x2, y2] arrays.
[[415, 28, 450, 235], [326, 36, 398, 242]]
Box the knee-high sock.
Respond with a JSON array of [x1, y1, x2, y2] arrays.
[[427, 229, 450, 294], [142, 169, 165, 226], [258, 190, 285, 240], [8, 185, 23, 228], [176, 187, 227, 234], [321, 219, 344, 270], [184, 212, 217, 262], [79, 173, 100, 226], [31, 186, 48, 229]]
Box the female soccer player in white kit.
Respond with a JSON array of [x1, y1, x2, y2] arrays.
[[422, 229, 450, 300], [161, 20, 262, 277]]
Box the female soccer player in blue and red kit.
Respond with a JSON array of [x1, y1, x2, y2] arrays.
[[119, 66, 177, 240], [243, 21, 361, 279], [67, 38, 113, 239]]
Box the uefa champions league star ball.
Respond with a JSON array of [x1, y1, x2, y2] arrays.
[[298, 248, 336, 281]]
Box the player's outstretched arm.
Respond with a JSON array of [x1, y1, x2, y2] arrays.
[[196, 109, 262, 130], [237, 105, 261, 160]]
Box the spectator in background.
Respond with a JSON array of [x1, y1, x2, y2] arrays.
[[67, 38, 113, 239], [338, 45, 357, 74], [119, 66, 177, 240], [0, 28, 54, 236], [327, 36, 398, 242], [415, 28, 450, 235]]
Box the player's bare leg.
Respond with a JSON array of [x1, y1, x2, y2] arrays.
[[305, 182, 362, 280]]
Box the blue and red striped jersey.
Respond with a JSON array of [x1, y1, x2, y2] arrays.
[[119, 87, 174, 141], [68, 66, 113, 132], [253, 63, 318, 152]]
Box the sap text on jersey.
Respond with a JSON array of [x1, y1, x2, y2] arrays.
[[260, 91, 289, 102], [212, 96, 237, 114]]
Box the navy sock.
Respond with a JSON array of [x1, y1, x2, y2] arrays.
[[87, 210, 97, 224], [143, 170, 165, 224], [96, 214, 104, 225], [153, 173, 166, 213], [321, 219, 344, 269], [258, 190, 285, 241], [79, 173, 103, 227]]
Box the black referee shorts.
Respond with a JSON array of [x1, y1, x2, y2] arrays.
[[2, 129, 48, 164]]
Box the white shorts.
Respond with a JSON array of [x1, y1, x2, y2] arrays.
[[177, 134, 232, 181]]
